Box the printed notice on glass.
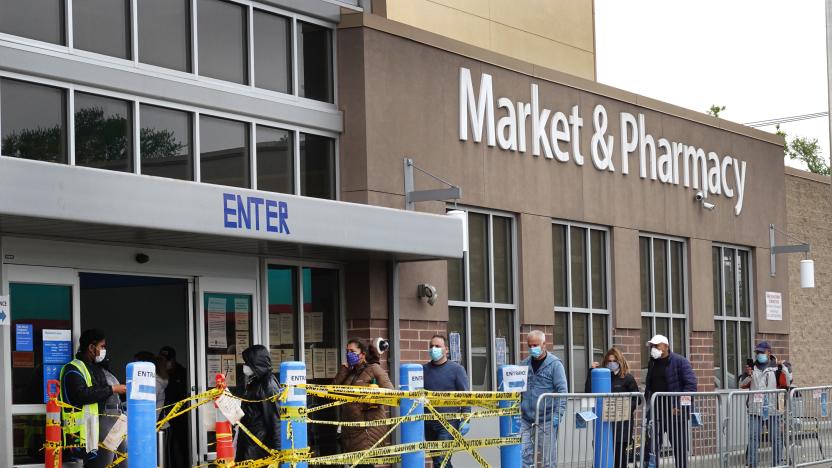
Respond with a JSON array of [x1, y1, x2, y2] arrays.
[[279, 314, 294, 344], [766, 292, 783, 321], [304, 312, 323, 343], [304, 349, 313, 379], [270, 349, 282, 368], [282, 349, 295, 363], [313, 348, 327, 379], [235, 311, 249, 332], [222, 355, 236, 387], [234, 297, 249, 313], [269, 315, 282, 346], [207, 355, 222, 379], [449, 332, 461, 363], [495, 337, 507, 366], [325, 348, 338, 378], [235, 331, 249, 363], [206, 297, 227, 349]]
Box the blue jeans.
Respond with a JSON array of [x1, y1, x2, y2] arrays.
[[748, 414, 783, 467], [425, 419, 460, 468], [521, 418, 558, 468]]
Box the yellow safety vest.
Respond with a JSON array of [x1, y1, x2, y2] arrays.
[[59, 359, 100, 450]]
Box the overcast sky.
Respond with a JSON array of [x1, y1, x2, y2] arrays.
[[595, 0, 830, 172]]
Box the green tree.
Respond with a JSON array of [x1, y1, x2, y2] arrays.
[[776, 125, 830, 176], [707, 104, 726, 118]]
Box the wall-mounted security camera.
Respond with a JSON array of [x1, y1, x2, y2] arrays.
[[417, 283, 438, 306], [135, 253, 150, 264], [702, 201, 716, 210], [694, 191, 705, 201], [374, 337, 390, 354]]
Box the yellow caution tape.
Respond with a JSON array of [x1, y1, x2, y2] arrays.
[[279, 405, 307, 420], [306, 437, 521, 465], [308, 406, 519, 428]]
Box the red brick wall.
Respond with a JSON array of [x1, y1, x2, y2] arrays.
[[398, 319, 448, 364], [347, 318, 389, 369], [756, 332, 789, 363], [689, 331, 716, 392], [612, 328, 643, 383]]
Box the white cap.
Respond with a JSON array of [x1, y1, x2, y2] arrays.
[[646, 334, 669, 347]]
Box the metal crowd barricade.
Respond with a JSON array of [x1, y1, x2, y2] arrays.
[[788, 386, 832, 467], [648, 391, 722, 468], [534, 392, 646, 468], [724, 389, 788, 468]]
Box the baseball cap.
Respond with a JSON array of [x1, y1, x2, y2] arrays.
[[646, 334, 669, 347], [754, 341, 771, 352]]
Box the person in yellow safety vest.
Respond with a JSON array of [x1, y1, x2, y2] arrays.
[[59, 329, 127, 467]]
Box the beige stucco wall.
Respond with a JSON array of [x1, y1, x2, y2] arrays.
[[369, 0, 596, 81], [786, 168, 832, 387]]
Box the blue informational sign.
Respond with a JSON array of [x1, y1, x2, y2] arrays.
[[43, 364, 63, 403], [15, 324, 33, 352], [821, 391, 829, 418], [43, 329, 72, 364]]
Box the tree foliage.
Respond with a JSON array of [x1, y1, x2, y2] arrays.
[[776, 125, 830, 176], [707, 104, 726, 118]]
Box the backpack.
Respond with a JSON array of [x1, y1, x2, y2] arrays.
[[775, 361, 793, 389]]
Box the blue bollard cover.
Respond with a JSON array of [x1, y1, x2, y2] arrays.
[[591, 368, 613, 468], [279, 361, 308, 468], [400, 363, 425, 468], [498, 365, 523, 468], [126, 361, 157, 468]]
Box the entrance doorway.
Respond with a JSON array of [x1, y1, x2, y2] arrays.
[[79, 272, 193, 466]]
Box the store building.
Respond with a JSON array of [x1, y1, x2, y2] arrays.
[[0, 0, 815, 466]]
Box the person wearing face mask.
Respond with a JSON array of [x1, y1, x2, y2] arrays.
[[59, 329, 127, 467], [520, 330, 568, 468], [644, 335, 697, 468], [422, 335, 470, 468], [746, 341, 786, 467], [333, 338, 393, 465], [235, 344, 281, 462], [583, 348, 639, 468]]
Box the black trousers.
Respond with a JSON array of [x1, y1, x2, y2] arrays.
[[648, 412, 689, 468]]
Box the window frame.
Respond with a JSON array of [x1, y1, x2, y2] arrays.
[[0, 72, 339, 199], [447, 206, 519, 391], [0, 0, 336, 106], [713, 243, 754, 390], [552, 220, 612, 392], [639, 233, 690, 363]]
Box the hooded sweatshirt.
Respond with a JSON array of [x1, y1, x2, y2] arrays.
[[235, 345, 281, 462]]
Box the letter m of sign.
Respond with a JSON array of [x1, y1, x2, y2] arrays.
[[459, 68, 495, 146]]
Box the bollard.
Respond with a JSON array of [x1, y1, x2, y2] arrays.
[[279, 361, 308, 468], [45, 379, 62, 468], [213, 373, 235, 465], [498, 365, 522, 468], [591, 368, 613, 468], [400, 363, 425, 468], [127, 361, 157, 468]]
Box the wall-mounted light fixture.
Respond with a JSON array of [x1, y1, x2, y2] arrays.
[[769, 224, 814, 288], [417, 283, 439, 306]]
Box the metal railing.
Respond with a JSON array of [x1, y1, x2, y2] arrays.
[[532, 387, 832, 468]]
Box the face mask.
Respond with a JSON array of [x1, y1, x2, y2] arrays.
[[529, 346, 542, 359], [607, 362, 620, 373], [430, 346, 444, 362], [95, 348, 107, 363], [650, 348, 663, 360], [242, 364, 254, 376], [346, 351, 361, 367], [757, 354, 769, 365]]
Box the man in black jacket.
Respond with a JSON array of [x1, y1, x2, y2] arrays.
[[235, 344, 281, 462], [60, 329, 126, 467]]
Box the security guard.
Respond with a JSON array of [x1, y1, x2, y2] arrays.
[[60, 329, 126, 467]]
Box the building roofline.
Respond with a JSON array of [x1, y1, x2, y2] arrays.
[[785, 166, 832, 185], [339, 12, 785, 148]]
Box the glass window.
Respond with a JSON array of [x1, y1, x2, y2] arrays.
[[1, 79, 67, 163], [13, 414, 47, 465], [73, 0, 131, 59], [467, 212, 489, 303], [447, 208, 517, 390], [74, 92, 133, 172], [552, 224, 567, 307], [553, 222, 610, 391], [493, 216, 513, 304], [256, 125, 293, 194], [297, 21, 333, 102], [140, 104, 192, 180], [640, 234, 688, 369], [138, 0, 191, 72], [198, 0, 248, 84], [713, 245, 753, 389], [299, 132, 335, 199], [448, 307, 466, 368], [554, 312, 569, 379], [253, 9, 291, 93], [0, 0, 65, 44], [199, 115, 249, 188]]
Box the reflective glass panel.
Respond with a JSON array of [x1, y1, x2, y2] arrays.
[[493, 216, 513, 304], [13, 414, 46, 465], [592, 314, 607, 364], [552, 224, 567, 307], [1, 79, 67, 163], [0, 0, 64, 44], [75, 92, 133, 172], [570, 227, 587, 308], [299, 133, 335, 199], [267, 265, 298, 362], [590, 229, 607, 309], [672, 318, 685, 355], [73, 0, 130, 59], [653, 239, 667, 313], [639, 237, 651, 312], [253, 9, 291, 93], [447, 254, 465, 302], [572, 313, 588, 390], [140, 104, 192, 180], [256, 125, 293, 194], [713, 247, 722, 316], [723, 248, 736, 317], [467, 213, 489, 303], [726, 321, 737, 388], [738, 250, 750, 318], [448, 307, 467, 368], [554, 312, 569, 378], [297, 21, 333, 102], [199, 115, 249, 188], [198, 0, 247, 84], [670, 240, 683, 314], [470, 308, 491, 390], [138, 0, 191, 71], [714, 321, 723, 389], [495, 309, 514, 366], [640, 316, 651, 371]]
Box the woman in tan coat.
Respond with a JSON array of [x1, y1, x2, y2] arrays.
[[333, 338, 393, 464]]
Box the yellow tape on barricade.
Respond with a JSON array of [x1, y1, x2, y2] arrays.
[[305, 437, 521, 465], [306, 384, 520, 401], [279, 405, 307, 420], [424, 401, 489, 468], [307, 406, 519, 428], [305, 389, 400, 407]]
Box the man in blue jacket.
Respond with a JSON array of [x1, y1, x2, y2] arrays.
[[520, 330, 568, 468], [644, 334, 697, 468]]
